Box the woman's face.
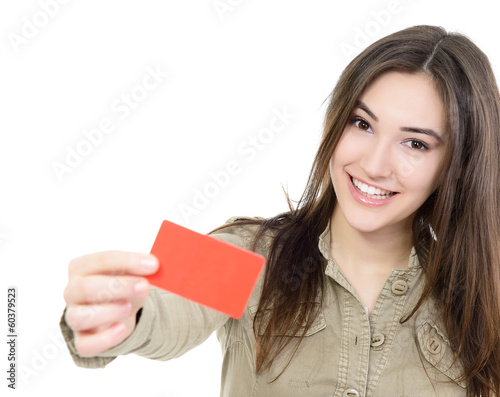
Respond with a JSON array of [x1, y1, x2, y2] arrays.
[[330, 71, 447, 234]]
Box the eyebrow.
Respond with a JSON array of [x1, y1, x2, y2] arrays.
[[355, 100, 444, 144]]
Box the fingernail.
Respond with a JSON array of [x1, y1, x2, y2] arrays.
[[134, 281, 149, 293], [140, 256, 158, 269]]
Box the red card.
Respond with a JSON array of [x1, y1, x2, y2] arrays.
[[146, 220, 266, 319]]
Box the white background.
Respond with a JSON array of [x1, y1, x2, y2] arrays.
[[1, 0, 498, 395]]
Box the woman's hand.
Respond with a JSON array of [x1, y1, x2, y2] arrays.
[[63, 250, 159, 357]]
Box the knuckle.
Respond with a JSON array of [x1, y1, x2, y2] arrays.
[[93, 251, 111, 271], [83, 309, 99, 330], [79, 278, 93, 301], [83, 278, 108, 304], [94, 286, 112, 303], [109, 249, 127, 263], [68, 252, 98, 276], [93, 327, 118, 354], [68, 257, 80, 276], [64, 307, 73, 327], [67, 306, 94, 331], [75, 330, 111, 357], [99, 330, 113, 349], [97, 278, 129, 302], [100, 250, 129, 272], [74, 334, 92, 356], [64, 277, 83, 303], [65, 307, 81, 330], [115, 250, 144, 272], [106, 275, 128, 295], [63, 284, 71, 304]]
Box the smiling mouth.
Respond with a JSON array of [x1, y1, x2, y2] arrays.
[[350, 176, 398, 199]]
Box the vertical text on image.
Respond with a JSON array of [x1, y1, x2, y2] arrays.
[[7, 287, 17, 390]]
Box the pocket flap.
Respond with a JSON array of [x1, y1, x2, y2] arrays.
[[248, 304, 326, 337], [417, 320, 467, 388]]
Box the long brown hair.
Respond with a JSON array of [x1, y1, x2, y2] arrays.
[[208, 25, 500, 396]]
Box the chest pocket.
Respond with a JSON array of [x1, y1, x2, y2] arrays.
[[417, 319, 467, 389], [247, 303, 333, 395], [248, 304, 326, 337]]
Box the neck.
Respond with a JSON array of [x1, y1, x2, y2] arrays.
[[329, 204, 413, 273]]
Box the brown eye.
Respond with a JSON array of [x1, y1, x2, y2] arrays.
[[360, 121, 370, 130], [411, 141, 423, 150], [404, 140, 429, 151], [354, 119, 371, 131]]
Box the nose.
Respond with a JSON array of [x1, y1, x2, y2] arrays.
[[359, 138, 393, 180]]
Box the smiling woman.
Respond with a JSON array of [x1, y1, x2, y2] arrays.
[[59, 25, 500, 397], [206, 25, 500, 396], [328, 71, 448, 326], [331, 72, 446, 229]]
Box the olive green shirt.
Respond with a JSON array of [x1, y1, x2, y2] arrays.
[[60, 216, 466, 396]]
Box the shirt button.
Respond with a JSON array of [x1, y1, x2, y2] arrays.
[[344, 388, 360, 397], [391, 279, 409, 295], [426, 337, 442, 354], [371, 333, 385, 348]]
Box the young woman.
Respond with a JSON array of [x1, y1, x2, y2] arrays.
[[61, 25, 500, 396]]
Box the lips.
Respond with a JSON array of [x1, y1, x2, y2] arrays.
[[344, 173, 399, 208], [350, 176, 397, 199]]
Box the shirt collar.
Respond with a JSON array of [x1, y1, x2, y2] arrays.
[[317, 218, 420, 270]]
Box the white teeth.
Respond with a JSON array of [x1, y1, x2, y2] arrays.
[[351, 177, 395, 199]]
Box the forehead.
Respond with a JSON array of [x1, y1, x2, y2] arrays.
[[357, 71, 446, 135]]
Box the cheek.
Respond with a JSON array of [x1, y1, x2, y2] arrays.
[[396, 155, 443, 194], [393, 143, 446, 192], [332, 131, 365, 166], [393, 149, 428, 180]]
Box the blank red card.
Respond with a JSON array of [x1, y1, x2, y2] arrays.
[[146, 220, 266, 319]]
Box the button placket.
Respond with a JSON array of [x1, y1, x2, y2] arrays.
[[391, 279, 409, 296], [370, 333, 385, 349], [364, 272, 415, 396]]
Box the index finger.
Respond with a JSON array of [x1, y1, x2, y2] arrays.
[[69, 250, 158, 277]]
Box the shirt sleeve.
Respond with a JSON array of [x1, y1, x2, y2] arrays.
[[59, 216, 263, 369], [59, 286, 229, 368]]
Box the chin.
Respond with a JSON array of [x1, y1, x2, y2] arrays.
[[350, 222, 386, 234], [344, 215, 384, 233], [344, 211, 401, 234]]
